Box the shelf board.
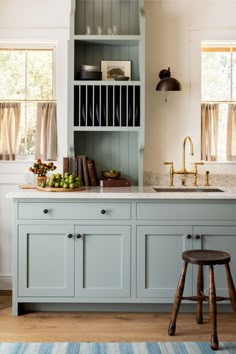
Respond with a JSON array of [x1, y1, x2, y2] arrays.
[[73, 35, 141, 46], [73, 80, 141, 86], [73, 126, 141, 132]]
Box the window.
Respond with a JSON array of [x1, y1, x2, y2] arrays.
[[0, 46, 56, 160], [201, 44, 236, 161]]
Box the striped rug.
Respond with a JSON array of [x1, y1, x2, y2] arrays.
[[0, 342, 235, 354]]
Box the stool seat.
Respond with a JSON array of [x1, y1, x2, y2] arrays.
[[182, 249, 231, 265], [168, 249, 236, 351]]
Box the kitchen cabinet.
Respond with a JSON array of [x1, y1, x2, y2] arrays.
[[10, 193, 236, 315], [136, 226, 193, 300], [136, 202, 236, 301], [18, 224, 74, 297], [75, 225, 130, 298], [13, 200, 132, 315], [69, 0, 145, 185], [137, 225, 236, 301], [192, 226, 236, 297]]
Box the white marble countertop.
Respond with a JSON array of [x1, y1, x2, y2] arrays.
[[5, 185, 236, 200]]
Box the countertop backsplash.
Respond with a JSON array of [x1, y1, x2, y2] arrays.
[[144, 172, 236, 187]]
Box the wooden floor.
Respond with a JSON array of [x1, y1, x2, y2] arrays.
[[1, 295, 236, 343]]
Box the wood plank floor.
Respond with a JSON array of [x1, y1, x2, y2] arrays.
[[0, 295, 236, 342]]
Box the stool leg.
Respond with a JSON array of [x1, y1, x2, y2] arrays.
[[196, 264, 203, 324], [209, 265, 219, 351], [168, 261, 188, 336], [225, 263, 236, 313]]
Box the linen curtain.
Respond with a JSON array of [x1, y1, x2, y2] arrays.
[[201, 103, 219, 161], [35, 102, 57, 160], [226, 104, 236, 161], [0, 102, 21, 160]]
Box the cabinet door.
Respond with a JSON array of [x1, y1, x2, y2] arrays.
[[75, 225, 130, 298], [18, 225, 74, 297], [137, 226, 192, 300], [193, 226, 236, 297]]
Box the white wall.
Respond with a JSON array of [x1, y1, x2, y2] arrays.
[[145, 0, 236, 175]]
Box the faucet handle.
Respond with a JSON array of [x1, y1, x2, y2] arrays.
[[163, 161, 174, 186], [194, 161, 204, 166]]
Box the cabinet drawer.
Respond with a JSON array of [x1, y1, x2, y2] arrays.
[[137, 202, 236, 221], [18, 202, 131, 220]]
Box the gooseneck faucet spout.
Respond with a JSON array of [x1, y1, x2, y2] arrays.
[[163, 136, 204, 186], [181, 136, 194, 173]]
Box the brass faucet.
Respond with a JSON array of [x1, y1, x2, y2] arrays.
[[179, 136, 194, 173], [164, 136, 204, 186]]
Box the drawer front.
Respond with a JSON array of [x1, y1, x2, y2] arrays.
[[137, 202, 236, 221], [18, 202, 131, 220]]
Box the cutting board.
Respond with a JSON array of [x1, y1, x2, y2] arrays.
[[36, 186, 86, 192], [19, 185, 37, 189]]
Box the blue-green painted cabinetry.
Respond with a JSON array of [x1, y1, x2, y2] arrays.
[[69, 0, 145, 185], [137, 226, 193, 300], [136, 202, 236, 301], [18, 225, 74, 297], [12, 197, 236, 315], [75, 225, 130, 298]]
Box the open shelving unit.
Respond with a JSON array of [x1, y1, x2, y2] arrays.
[[69, 0, 145, 185]]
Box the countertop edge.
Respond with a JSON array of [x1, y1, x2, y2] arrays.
[[5, 185, 236, 200]]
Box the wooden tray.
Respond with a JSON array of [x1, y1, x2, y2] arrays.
[[37, 186, 86, 192], [19, 185, 37, 189]]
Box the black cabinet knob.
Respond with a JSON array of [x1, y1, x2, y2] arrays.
[[101, 209, 106, 214], [76, 234, 82, 239], [67, 234, 73, 239], [187, 234, 192, 239], [195, 235, 201, 240], [43, 209, 48, 214]]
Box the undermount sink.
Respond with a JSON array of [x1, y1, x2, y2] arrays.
[[153, 187, 224, 193]]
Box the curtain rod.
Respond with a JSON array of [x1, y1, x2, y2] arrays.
[[202, 101, 236, 104]]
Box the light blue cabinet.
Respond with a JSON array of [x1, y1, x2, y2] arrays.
[[75, 225, 130, 297], [12, 198, 236, 315], [18, 225, 74, 297], [137, 226, 193, 300], [18, 224, 130, 299], [136, 201, 236, 301], [192, 226, 236, 297]]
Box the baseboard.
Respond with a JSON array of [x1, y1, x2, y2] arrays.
[[0, 275, 12, 290]]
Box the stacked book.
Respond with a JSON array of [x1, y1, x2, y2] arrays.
[[63, 156, 98, 187], [63, 157, 131, 187]]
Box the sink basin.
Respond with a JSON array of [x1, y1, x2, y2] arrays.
[[153, 187, 224, 193]]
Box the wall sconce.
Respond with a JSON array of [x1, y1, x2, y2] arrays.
[[156, 67, 182, 102]]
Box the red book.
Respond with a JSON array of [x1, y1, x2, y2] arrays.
[[87, 159, 98, 186], [63, 157, 70, 175], [100, 178, 131, 187]]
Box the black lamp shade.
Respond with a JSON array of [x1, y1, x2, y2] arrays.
[[156, 68, 182, 91]]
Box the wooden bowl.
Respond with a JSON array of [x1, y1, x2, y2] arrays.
[[102, 170, 121, 179]]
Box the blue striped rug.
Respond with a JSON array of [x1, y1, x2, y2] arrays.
[[0, 342, 235, 354]]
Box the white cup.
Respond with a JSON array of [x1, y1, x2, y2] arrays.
[[112, 25, 119, 35], [107, 27, 112, 35], [86, 25, 92, 35], [97, 25, 102, 35]]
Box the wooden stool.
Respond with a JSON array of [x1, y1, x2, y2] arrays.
[[168, 249, 236, 350]]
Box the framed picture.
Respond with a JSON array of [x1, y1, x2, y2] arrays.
[[101, 60, 131, 80]]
